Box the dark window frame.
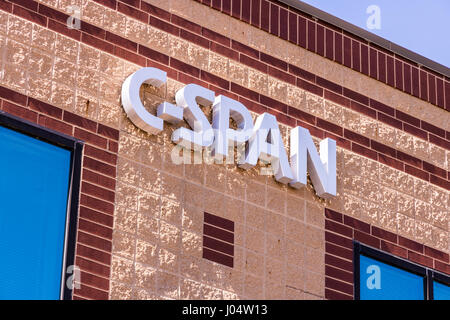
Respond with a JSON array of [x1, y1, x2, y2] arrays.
[[429, 268, 450, 300], [0, 111, 83, 300], [354, 241, 449, 300]]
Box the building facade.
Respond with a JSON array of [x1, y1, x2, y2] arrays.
[[0, 0, 448, 300]]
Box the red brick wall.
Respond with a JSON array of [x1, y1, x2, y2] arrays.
[[324, 208, 450, 300], [0, 85, 119, 300]]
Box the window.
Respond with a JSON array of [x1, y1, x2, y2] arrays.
[[354, 242, 450, 300], [358, 254, 425, 299], [431, 272, 450, 300], [0, 113, 82, 300]]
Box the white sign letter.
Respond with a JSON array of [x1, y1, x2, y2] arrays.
[[121, 67, 167, 135], [239, 112, 293, 184], [172, 84, 215, 148], [290, 126, 336, 198], [211, 95, 253, 160]]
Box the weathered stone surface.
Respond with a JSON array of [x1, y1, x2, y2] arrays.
[[304, 270, 324, 297], [111, 256, 134, 285], [112, 230, 135, 260], [181, 230, 202, 257], [243, 274, 264, 299], [397, 193, 415, 217], [135, 263, 157, 290], [244, 226, 265, 254], [244, 251, 264, 277], [135, 239, 158, 267], [156, 271, 179, 299], [397, 213, 415, 239], [265, 233, 285, 261], [109, 281, 133, 300]]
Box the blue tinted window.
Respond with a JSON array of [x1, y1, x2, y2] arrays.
[[360, 255, 424, 300], [0, 125, 71, 300], [434, 281, 450, 300]]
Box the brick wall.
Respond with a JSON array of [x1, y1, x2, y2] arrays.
[[0, 85, 119, 300], [324, 208, 450, 300], [0, 0, 447, 300], [194, 0, 450, 111]]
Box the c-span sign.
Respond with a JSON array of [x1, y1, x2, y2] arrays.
[[121, 67, 336, 198]]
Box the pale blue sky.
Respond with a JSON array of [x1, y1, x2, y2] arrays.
[[300, 0, 450, 68]]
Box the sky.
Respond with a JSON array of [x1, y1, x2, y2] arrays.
[[299, 0, 450, 68]]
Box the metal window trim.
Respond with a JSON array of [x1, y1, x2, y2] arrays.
[[353, 241, 431, 300], [430, 268, 450, 300], [0, 110, 83, 300]]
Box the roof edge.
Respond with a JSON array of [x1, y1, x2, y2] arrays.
[[280, 0, 450, 78]]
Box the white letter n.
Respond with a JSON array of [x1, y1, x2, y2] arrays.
[[289, 126, 336, 198]]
